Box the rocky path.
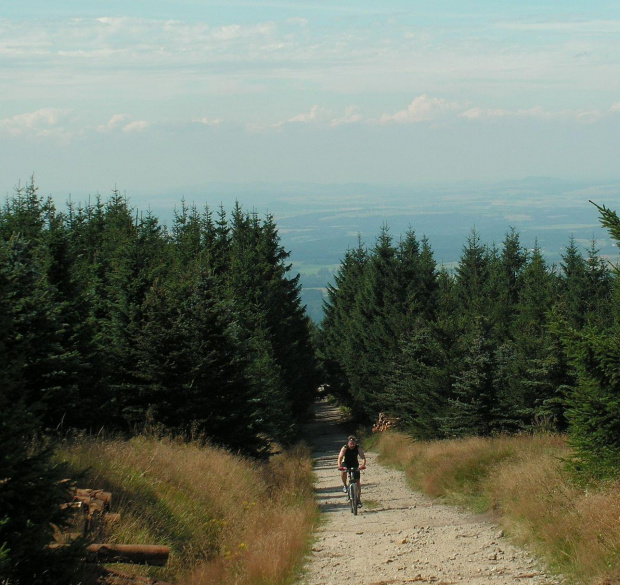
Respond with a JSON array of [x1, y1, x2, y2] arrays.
[[300, 399, 562, 585]]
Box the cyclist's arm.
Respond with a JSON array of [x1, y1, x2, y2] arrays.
[[358, 446, 367, 467], [337, 447, 346, 467]]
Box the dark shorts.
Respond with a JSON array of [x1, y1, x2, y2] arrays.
[[346, 468, 361, 480]]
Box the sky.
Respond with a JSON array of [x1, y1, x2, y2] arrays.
[[1, 0, 620, 203]]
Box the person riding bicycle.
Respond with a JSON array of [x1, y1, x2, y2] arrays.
[[338, 435, 367, 507]]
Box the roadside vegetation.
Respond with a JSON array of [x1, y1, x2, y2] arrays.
[[0, 183, 319, 583], [320, 203, 620, 482], [373, 430, 620, 585], [57, 435, 317, 585], [3, 180, 619, 584]]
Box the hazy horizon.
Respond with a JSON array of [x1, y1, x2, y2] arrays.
[[2, 1, 619, 194]]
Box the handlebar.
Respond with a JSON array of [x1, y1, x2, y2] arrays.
[[338, 466, 366, 471]]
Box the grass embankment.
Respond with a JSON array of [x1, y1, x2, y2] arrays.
[[58, 436, 317, 585], [373, 432, 619, 585]]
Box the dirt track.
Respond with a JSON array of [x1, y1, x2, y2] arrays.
[[300, 399, 562, 585]]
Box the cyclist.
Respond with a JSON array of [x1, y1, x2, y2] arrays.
[[338, 435, 367, 507]]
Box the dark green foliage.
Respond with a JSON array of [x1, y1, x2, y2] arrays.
[[562, 327, 620, 479], [225, 207, 317, 442], [556, 201, 620, 479], [1, 180, 320, 579], [0, 184, 318, 448], [384, 322, 450, 439], [321, 238, 369, 408], [0, 405, 78, 584], [442, 321, 499, 437], [136, 272, 268, 456], [0, 233, 79, 583], [320, 207, 618, 480]]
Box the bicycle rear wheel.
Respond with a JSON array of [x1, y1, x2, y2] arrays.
[[349, 482, 358, 515]]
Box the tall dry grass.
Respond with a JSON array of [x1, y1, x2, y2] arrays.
[[374, 431, 620, 585], [57, 436, 318, 585]]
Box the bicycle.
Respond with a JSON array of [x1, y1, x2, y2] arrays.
[[339, 466, 365, 515]]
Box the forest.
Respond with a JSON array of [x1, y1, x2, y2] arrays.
[[320, 209, 620, 481], [0, 181, 318, 582], [1, 180, 619, 583]]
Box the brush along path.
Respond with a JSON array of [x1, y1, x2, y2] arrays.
[[301, 399, 562, 585]]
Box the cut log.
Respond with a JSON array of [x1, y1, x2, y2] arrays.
[[75, 489, 112, 512], [86, 544, 170, 566], [372, 412, 400, 433], [104, 513, 122, 527]]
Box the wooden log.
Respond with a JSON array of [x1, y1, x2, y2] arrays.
[[75, 489, 112, 511], [86, 544, 170, 566], [104, 513, 122, 527], [72, 489, 113, 535]]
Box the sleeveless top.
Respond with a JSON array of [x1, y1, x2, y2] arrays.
[[343, 444, 360, 468]]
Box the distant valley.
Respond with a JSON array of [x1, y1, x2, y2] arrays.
[[146, 177, 620, 323]]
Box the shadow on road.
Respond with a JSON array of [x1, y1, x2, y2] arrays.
[[301, 397, 355, 458]]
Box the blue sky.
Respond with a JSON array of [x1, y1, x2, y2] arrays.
[[1, 0, 619, 202]]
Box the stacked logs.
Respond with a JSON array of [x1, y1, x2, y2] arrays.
[[72, 489, 117, 536], [56, 488, 171, 584], [372, 412, 399, 433]]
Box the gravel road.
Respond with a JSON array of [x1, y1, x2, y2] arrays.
[[300, 399, 563, 585]]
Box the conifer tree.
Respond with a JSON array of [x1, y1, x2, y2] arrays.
[[0, 236, 76, 583], [584, 239, 613, 328], [454, 229, 490, 317], [225, 205, 317, 441], [384, 322, 450, 438], [559, 202, 620, 478], [321, 238, 369, 406], [558, 236, 589, 329], [349, 226, 401, 419], [489, 228, 527, 338], [506, 243, 558, 427], [442, 319, 500, 437]]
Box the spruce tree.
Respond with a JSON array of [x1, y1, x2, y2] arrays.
[[442, 319, 500, 437], [0, 236, 76, 583], [321, 238, 369, 406], [559, 202, 620, 478]]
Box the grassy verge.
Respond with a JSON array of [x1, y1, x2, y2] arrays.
[[56, 436, 318, 585], [374, 431, 620, 585]]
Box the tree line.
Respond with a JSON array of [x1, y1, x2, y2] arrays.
[[320, 209, 620, 481], [0, 181, 318, 582]]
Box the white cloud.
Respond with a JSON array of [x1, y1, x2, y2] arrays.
[[212, 22, 277, 41], [575, 110, 604, 122], [288, 105, 331, 124], [88, 114, 151, 134], [379, 95, 462, 124], [611, 103, 620, 112], [122, 120, 150, 133], [94, 114, 131, 133], [193, 117, 223, 126], [286, 17, 309, 27], [460, 106, 547, 120], [330, 106, 362, 127], [460, 105, 605, 122], [0, 108, 69, 137], [495, 19, 620, 34]]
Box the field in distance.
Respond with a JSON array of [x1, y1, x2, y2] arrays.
[[146, 177, 620, 323]]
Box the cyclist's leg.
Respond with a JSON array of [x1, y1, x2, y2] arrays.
[[341, 469, 347, 490]]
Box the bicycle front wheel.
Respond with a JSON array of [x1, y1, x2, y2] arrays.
[[349, 482, 358, 515]]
